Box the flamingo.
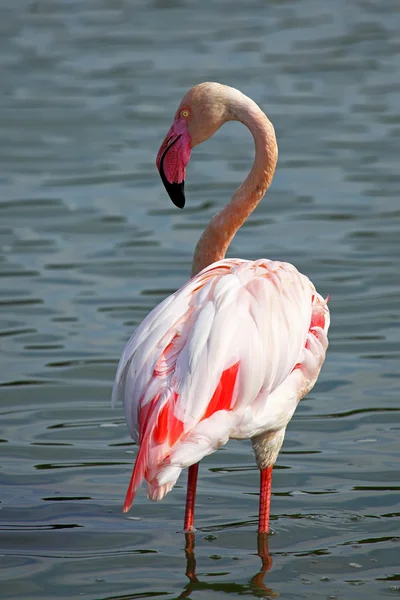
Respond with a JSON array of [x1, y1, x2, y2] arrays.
[[112, 82, 330, 534]]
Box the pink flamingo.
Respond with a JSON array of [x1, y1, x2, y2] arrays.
[[112, 82, 330, 534]]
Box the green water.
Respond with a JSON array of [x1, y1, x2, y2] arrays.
[[1, 1, 399, 598]]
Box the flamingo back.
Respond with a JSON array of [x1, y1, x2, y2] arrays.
[[112, 258, 329, 509]]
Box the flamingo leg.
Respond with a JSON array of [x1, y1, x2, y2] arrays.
[[258, 466, 273, 534], [257, 532, 273, 571], [184, 532, 199, 584], [184, 462, 199, 532], [249, 532, 274, 593]]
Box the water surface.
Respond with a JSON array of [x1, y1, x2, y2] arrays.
[[1, 1, 399, 598]]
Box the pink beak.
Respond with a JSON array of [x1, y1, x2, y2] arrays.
[[156, 118, 191, 208]]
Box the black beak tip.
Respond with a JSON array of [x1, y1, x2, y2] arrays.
[[167, 181, 186, 209], [160, 174, 186, 209]]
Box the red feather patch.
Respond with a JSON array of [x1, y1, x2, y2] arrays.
[[202, 362, 240, 421], [123, 360, 240, 513], [153, 392, 184, 446]]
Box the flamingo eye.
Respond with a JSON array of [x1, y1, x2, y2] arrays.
[[181, 110, 189, 118]]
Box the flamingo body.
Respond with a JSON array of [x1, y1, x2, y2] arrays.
[[113, 82, 330, 531], [112, 258, 329, 511]]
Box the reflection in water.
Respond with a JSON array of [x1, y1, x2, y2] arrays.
[[178, 533, 278, 599]]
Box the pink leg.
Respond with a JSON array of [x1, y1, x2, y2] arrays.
[[258, 466, 273, 534], [184, 462, 199, 532]]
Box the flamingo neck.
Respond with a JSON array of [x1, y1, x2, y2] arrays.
[[191, 97, 278, 276]]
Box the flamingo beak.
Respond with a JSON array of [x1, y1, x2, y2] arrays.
[[156, 119, 191, 209]]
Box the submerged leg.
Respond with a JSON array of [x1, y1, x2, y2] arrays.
[[258, 466, 273, 534], [184, 532, 198, 584], [184, 462, 199, 532], [257, 532, 273, 571], [249, 533, 275, 593]]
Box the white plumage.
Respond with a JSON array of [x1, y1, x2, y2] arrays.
[[112, 258, 329, 505]]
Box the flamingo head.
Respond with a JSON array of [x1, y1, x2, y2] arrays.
[[156, 82, 232, 208]]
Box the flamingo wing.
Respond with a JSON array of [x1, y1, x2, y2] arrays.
[[112, 258, 329, 510]]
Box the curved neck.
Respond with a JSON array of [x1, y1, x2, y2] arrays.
[[191, 97, 278, 276]]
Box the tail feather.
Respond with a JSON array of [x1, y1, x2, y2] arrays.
[[122, 435, 150, 513]]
